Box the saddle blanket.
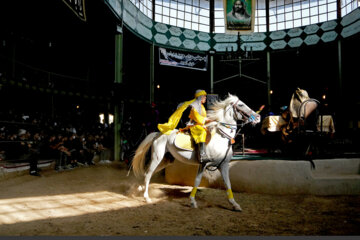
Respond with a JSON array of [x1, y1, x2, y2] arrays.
[[174, 132, 195, 151]]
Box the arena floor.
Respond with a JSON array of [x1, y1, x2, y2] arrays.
[[0, 163, 359, 236]]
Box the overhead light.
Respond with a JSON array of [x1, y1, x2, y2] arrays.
[[99, 113, 114, 124], [109, 114, 114, 124], [99, 113, 105, 124]]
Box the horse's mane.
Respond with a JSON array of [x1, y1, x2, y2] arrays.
[[206, 94, 239, 127]]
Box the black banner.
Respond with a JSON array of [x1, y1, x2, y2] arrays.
[[62, 0, 87, 22], [159, 48, 208, 71]]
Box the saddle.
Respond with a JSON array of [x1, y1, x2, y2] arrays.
[[174, 128, 213, 151], [174, 132, 195, 151]]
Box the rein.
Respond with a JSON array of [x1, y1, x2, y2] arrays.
[[219, 101, 249, 140], [225, 99, 254, 123], [219, 121, 246, 128], [205, 98, 256, 171], [206, 141, 232, 171], [205, 121, 244, 171]]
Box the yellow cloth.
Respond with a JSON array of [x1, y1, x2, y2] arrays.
[[158, 90, 207, 136], [158, 99, 196, 135], [195, 90, 207, 98], [189, 105, 207, 143], [190, 125, 207, 143]]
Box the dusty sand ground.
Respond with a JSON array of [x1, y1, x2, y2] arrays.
[[0, 163, 359, 236]]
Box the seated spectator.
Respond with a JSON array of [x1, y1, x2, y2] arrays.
[[98, 132, 113, 164], [0, 109, 116, 170], [78, 134, 95, 165], [65, 133, 82, 167], [58, 135, 73, 169]]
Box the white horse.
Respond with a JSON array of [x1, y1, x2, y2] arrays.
[[131, 93, 261, 211]]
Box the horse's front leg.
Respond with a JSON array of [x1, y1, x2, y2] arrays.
[[219, 161, 242, 212], [189, 163, 206, 208]]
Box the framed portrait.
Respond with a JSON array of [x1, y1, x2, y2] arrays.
[[224, 0, 255, 34]]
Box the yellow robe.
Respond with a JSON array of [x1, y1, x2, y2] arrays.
[[157, 101, 207, 144], [189, 105, 207, 144], [157, 99, 195, 135]]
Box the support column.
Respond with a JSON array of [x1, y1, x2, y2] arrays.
[[337, 38, 343, 100], [265, 0, 271, 111], [150, 43, 155, 104], [336, 0, 344, 131], [266, 51, 271, 110], [337, 38, 344, 131], [210, 0, 214, 33], [336, 0, 343, 100], [12, 41, 16, 79], [210, 54, 214, 93], [114, 26, 123, 162]]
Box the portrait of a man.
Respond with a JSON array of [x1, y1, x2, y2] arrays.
[[225, 0, 253, 31]]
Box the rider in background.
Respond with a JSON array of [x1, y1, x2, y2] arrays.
[[158, 89, 210, 163]]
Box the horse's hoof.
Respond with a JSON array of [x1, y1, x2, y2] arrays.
[[233, 205, 242, 212], [190, 197, 198, 208], [137, 185, 144, 191], [191, 202, 198, 208], [145, 197, 152, 203]]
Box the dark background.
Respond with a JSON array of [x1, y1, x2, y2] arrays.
[[0, 0, 359, 135]]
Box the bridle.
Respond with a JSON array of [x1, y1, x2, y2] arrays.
[[217, 99, 259, 143], [231, 100, 257, 123], [222, 99, 255, 127], [218, 100, 251, 145]]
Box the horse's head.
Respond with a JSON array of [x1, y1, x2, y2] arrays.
[[225, 94, 261, 126], [206, 93, 261, 126]]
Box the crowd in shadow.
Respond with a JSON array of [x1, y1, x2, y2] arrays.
[[0, 109, 114, 176], [0, 100, 162, 176]]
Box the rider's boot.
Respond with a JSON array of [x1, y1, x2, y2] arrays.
[[198, 142, 210, 163]]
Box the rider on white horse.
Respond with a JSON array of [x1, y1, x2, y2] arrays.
[[132, 93, 261, 210], [157, 89, 210, 163]]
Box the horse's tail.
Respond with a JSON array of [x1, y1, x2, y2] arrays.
[[131, 132, 160, 178]]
